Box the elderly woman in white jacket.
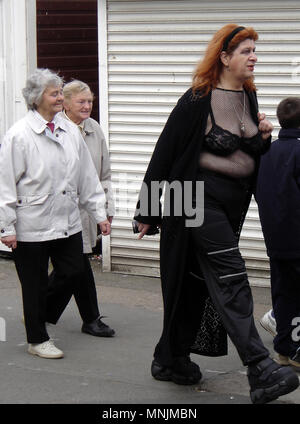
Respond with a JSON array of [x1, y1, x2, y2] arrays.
[[0, 68, 110, 359], [47, 80, 115, 338]]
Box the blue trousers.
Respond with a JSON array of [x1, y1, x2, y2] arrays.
[[270, 258, 300, 357]]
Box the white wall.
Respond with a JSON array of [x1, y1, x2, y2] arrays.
[[98, 0, 112, 271], [0, 0, 6, 139], [0, 0, 36, 139], [0, 0, 36, 253]]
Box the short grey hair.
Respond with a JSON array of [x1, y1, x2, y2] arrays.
[[22, 68, 64, 110], [63, 80, 94, 100]]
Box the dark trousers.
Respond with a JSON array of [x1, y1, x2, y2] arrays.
[[187, 171, 269, 365], [47, 254, 100, 324], [13, 232, 84, 343], [270, 258, 300, 357]]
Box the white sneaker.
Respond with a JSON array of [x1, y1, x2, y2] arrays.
[[28, 340, 64, 359], [260, 309, 277, 337]]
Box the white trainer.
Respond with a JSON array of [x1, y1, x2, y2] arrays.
[[28, 340, 64, 359], [260, 309, 277, 337]]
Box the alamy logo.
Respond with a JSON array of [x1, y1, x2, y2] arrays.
[[0, 317, 6, 341], [291, 317, 300, 342], [135, 180, 204, 227]]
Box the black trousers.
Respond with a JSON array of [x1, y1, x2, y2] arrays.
[[188, 171, 269, 366], [270, 258, 300, 357], [47, 254, 100, 324], [13, 232, 84, 343]]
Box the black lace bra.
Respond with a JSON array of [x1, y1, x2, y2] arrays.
[[204, 108, 269, 157]]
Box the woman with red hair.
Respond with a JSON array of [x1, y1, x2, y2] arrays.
[[134, 24, 299, 403]]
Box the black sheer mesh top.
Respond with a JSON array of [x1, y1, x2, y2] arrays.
[[203, 88, 269, 157]]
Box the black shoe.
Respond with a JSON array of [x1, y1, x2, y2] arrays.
[[247, 357, 299, 404], [151, 360, 173, 381], [81, 317, 115, 337], [290, 347, 300, 369], [151, 357, 202, 385]]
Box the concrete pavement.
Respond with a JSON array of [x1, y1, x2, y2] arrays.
[[0, 254, 299, 405]]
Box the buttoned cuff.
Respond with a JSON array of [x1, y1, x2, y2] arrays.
[[0, 225, 16, 237], [95, 213, 108, 224]]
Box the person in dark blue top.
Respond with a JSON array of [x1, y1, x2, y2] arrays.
[[256, 97, 300, 369]]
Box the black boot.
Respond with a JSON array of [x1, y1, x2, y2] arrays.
[[151, 356, 202, 385], [247, 357, 299, 404], [151, 360, 173, 381]]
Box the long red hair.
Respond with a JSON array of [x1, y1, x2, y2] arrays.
[[192, 24, 259, 96]]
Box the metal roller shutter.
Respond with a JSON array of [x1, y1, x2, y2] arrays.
[[101, 0, 300, 285]]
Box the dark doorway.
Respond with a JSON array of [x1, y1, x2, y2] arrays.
[[36, 0, 99, 121]]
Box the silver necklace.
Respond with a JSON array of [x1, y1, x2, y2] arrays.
[[220, 86, 246, 136], [231, 90, 246, 136]]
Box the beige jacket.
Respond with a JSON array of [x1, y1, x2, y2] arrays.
[[61, 113, 115, 253]]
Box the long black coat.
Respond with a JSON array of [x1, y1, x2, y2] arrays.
[[135, 87, 265, 367]]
